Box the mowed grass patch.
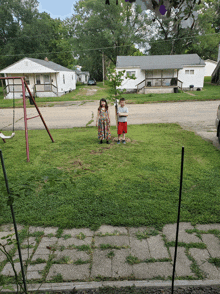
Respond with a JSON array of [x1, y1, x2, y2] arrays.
[[0, 82, 112, 108], [0, 124, 220, 231], [123, 77, 220, 104]]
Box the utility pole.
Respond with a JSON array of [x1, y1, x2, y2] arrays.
[[102, 51, 105, 86]]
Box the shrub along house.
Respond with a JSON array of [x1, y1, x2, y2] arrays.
[[116, 54, 205, 94], [0, 57, 76, 99]]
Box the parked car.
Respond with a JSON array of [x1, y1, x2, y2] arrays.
[[216, 105, 220, 143], [87, 78, 96, 85]]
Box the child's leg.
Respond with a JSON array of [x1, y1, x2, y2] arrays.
[[118, 122, 121, 140], [122, 123, 127, 140]]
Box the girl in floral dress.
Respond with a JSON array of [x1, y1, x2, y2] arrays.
[[96, 98, 111, 144]]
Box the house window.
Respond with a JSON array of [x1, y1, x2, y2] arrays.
[[127, 71, 136, 78], [25, 76, 30, 85], [190, 70, 194, 74], [36, 75, 41, 85], [63, 74, 65, 84], [72, 75, 73, 80], [79, 77, 81, 82], [185, 70, 189, 74]]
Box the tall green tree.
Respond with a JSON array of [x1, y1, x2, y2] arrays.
[[184, 0, 220, 60], [0, 0, 39, 68], [68, 0, 150, 80], [145, 0, 220, 60], [0, 0, 75, 70]]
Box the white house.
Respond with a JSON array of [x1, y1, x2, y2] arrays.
[[75, 70, 90, 84], [116, 54, 206, 94], [0, 57, 76, 99], [204, 59, 218, 76]]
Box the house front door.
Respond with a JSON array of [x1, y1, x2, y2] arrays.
[[145, 70, 153, 86], [44, 75, 51, 91]]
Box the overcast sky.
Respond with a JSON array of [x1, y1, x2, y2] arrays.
[[38, 0, 78, 20]]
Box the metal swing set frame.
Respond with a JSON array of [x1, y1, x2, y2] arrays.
[[0, 76, 54, 162]]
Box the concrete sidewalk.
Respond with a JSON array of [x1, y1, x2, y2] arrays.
[[1, 222, 220, 292]]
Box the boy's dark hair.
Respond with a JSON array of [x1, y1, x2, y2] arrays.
[[120, 98, 125, 102], [98, 98, 108, 111]]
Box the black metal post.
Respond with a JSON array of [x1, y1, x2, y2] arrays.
[[0, 150, 28, 294], [171, 146, 184, 294]]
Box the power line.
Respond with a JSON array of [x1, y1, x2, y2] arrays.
[[0, 31, 219, 58]]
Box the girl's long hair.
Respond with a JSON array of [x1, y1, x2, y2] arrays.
[[98, 98, 108, 111]]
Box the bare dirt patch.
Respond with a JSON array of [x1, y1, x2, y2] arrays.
[[111, 137, 138, 144], [72, 159, 83, 166], [86, 88, 98, 96]]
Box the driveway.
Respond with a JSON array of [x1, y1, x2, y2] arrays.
[[1, 100, 220, 150]]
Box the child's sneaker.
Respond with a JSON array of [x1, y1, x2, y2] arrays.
[[122, 140, 126, 144], [117, 140, 120, 144]]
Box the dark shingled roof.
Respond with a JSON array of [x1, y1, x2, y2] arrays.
[[116, 54, 205, 70], [28, 58, 74, 72]]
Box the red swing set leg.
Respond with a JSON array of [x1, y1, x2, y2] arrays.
[[0, 76, 54, 162], [21, 78, 54, 162]]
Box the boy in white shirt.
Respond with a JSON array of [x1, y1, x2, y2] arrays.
[[117, 98, 129, 144]]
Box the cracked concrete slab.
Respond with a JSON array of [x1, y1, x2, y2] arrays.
[[189, 248, 220, 279], [27, 263, 47, 280], [196, 224, 220, 231], [169, 247, 195, 277], [95, 225, 128, 235], [201, 234, 220, 258], [47, 264, 90, 281], [148, 235, 169, 259], [54, 249, 89, 262], [112, 249, 133, 278], [163, 222, 201, 243], [91, 249, 111, 278], [127, 227, 156, 238], [62, 228, 94, 237], [57, 237, 92, 247], [1, 263, 21, 276], [94, 235, 129, 247], [13, 248, 34, 260], [129, 237, 151, 260], [133, 262, 173, 279]]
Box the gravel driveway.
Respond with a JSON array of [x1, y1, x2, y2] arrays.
[[1, 100, 220, 150]]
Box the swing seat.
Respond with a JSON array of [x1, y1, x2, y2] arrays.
[[0, 132, 15, 139]]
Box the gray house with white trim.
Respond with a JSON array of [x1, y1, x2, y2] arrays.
[[0, 57, 76, 98], [116, 54, 206, 94]]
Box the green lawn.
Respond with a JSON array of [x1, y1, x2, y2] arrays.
[[0, 82, 112, 108], [0, 77, 219, 108], [0, 124, 220, 231]]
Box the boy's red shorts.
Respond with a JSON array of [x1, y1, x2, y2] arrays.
[[118, 122, 127, 134]]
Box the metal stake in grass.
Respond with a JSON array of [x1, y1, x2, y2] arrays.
[[171, 146, 184, 294], [0, 149, 28, 294]]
